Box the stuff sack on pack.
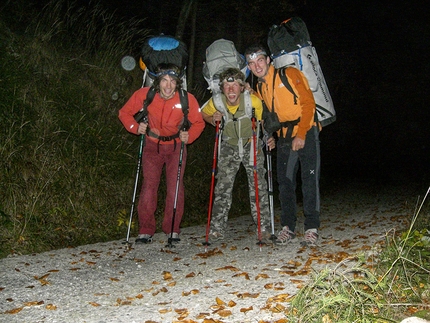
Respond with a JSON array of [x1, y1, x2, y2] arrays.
[[267, 17, 336, 127], [139, 34, 188, 89], [202, 39, 248, 94]]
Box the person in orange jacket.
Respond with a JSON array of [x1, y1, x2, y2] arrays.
[[245, 44, 321, 247], [119, 63, 205, 244]]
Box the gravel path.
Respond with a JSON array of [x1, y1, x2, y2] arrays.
[[0, 184, 419, 323]]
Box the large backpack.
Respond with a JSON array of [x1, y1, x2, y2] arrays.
[[202, 39, 252, 116], [267, 17, 336, 127], [202, 39, 257, 157], [202, 39, 248, 94], [139, 34, 189, 90]]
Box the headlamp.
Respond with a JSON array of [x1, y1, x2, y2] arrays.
[[155, 70, 179, 78], [247, 50, 267, 61]]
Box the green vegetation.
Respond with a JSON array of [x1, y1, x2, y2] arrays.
[[286, 189, 430, 322], [0, 0, 241, 257]]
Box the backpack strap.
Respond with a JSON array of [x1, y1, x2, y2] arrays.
[[278, 68, 297, 105], [178, 88, 190, 131], [243, 90, 253, 119], [134, 87, 156, 123], [272, 69, 300, 140], [280, 68, 320, 126]]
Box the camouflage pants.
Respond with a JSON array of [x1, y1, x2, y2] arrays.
[[210, 139, 270, 234]]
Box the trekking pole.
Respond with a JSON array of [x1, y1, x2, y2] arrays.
[[166, 127, 187, 248], [251, 109, 263, 250], [124, 126, 146, 249], [203, 121, 220, 250], [265, 136, 277, 241]]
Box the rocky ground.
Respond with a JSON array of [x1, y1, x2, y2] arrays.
[[0, 183, 425, 323]]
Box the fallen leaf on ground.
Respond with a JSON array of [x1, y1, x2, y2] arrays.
[[23, 300, 44, 306], [215, 297, 225, 305], [240, 306, 253, 312], [216, 309, 232, 317], [5, 307, 23, 314], [163, 271, 173, 280], [158, 308, 172, 314], [237, 292, 259, 298], [89, 302, 100, 307], [255, 273, 269, 280]]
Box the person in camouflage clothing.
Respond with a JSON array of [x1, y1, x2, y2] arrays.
[[201, 68, 275, 241]]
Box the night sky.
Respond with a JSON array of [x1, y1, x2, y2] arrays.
[[108, 0, 429, 187]]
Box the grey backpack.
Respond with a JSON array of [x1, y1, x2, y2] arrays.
[[202, 39, 247, 94]]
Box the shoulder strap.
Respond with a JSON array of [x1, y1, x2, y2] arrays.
[[178, 88, 190, 130], [213, 92, 227, 115], [278, 68, 298, 105], [134, 87, 156, 123], [243, 90, 252, 119]]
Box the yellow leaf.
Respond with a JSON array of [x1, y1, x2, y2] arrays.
[[255, 273, 269, 280], [5, 307, 23, 314], [215, 265, 240, 271], [237, 292, 259, 298], [215, 297, 225, 305], [23, 300, 44, 306], [217, 309, 232, 317], [45, 304, 57, 310], [232, 272, 250, 279], [158, 308, 171, 314], [174, 308, 189, 314], [89, 302, 100, 307], [271, 303, 286, 313], [240, 306, 253, 312]]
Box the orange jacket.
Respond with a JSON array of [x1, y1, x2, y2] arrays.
[[258, 65, 316, 140], [118, 87, 205, 145]]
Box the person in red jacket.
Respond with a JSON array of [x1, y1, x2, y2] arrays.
[[119, 63, 205, 244]]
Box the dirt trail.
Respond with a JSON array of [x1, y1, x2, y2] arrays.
[[0, 183, 419, 322]]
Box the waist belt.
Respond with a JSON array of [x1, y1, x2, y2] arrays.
[[147, 130, 180, 152], [279, 118, 300, 140], [147, 130, 179, 141]]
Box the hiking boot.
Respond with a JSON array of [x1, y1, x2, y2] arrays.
[[209, 231, 224, 241], [166, 232, 180, 243], [301, 228, 318, 246], [274, 226, 296, 245], [135, 234, 153, 244]]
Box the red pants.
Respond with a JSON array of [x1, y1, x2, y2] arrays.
[[137, 139, 187, 235]]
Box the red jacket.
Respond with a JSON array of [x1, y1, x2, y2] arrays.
[[118, 87, 205, 145]]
